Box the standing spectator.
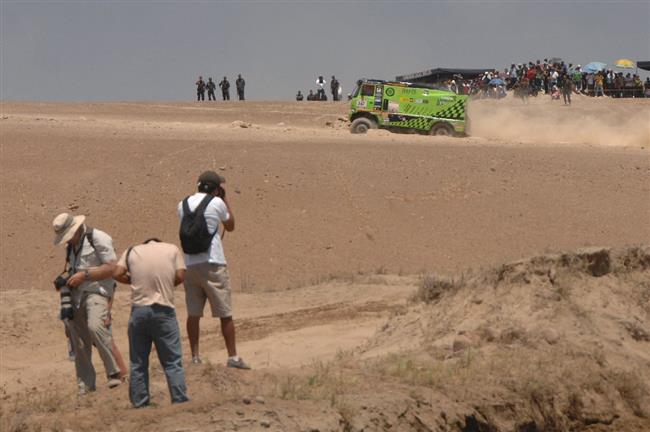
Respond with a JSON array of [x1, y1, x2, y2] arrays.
[[235, 74, 245, 101], [330, 76, 340, 101], [219, 77, 230, 101], [644, 78, 650, 98], [634, 75, 643, 98], [586, 73, 595, 95], [114, 239, 189, 408], [623, 73, 634, 98], [196, 76, 206, 101], [549, 68, 559, 93], [560, 73, 572, 105], [572, 66, 583, 93], [614, 73, 624, 98], [51, 213, 122, 395], [594, 72, 605, 97], [605, 70, 614, 96], [316, 76, 326, 100], [206, 78, 216, 101], [307, 90, 315, 101], [296, 90, 304, 101], [177, 171, 250, 369]]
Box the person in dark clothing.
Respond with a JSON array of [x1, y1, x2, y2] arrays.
[[219, 77, 230, 101], [196, 76, 205, 101], [296, 91, 304, 101], [235, 75, 245, 101], [330, 76, 340, 101], [560, 73, 572, 105], [206, 78, 216, 101]]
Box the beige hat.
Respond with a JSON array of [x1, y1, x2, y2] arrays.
[[52, 213, 85, 246]]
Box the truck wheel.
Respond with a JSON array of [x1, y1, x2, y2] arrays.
[[350, 118, 375, 134], [430, 122, 454, 136]]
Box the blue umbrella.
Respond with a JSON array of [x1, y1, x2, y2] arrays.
[[489, 78, 505, 86], [582, 62, 607, 73]]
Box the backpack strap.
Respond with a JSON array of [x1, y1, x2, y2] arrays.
[[183, 194, 214, 215], [195, 194, 215, 214], [125, 246, 134, 274], [196, 195, 217, 237], [84, 227, 104, 263], [125, 238, 161, 280], [182, 196, 191, 215]]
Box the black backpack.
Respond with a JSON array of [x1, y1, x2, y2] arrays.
[[179, 195, 216, 254]]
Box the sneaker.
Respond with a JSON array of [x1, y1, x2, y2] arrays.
[[78, 384, 95, 396], [191, 356, 202, 364], [227, 357, 251, 370], [108, 374, 122, 389]]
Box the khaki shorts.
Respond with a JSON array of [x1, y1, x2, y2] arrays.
[[184, 263, 232, 318]]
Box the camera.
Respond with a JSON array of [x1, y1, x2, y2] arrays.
[[53, 273, 74, 320], [54, 274, 69, 290], [217, 185, 226, 199]]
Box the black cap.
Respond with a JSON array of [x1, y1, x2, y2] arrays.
[[198, 170, 225, 186]]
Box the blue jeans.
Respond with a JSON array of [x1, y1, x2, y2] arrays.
[[128, 304, 188, 407]]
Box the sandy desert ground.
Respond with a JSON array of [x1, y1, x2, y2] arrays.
[[1, 95, 649, 431]]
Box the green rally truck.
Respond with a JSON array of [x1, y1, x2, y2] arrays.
[[348, 79, 469, 136]]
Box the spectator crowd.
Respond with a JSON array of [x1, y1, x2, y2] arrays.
[[442, 59, 650, 102]]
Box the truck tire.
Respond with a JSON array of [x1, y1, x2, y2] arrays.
[[430, 122, 454, 136], [350, 118, 376, 134]]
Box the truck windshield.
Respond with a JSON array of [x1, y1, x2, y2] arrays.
[[361, 84, 375, 96]]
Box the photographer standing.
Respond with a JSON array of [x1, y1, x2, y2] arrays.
[[52, 213, 123, 394], [177, 171, 250, 369], [113, 238, 189, 408]]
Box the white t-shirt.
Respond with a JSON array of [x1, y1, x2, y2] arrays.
[[177, 192, 230, 266]]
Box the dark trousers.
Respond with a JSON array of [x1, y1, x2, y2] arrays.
[[128, 304, 188, 408], [222, 91, 230, 101], [197, 91, 204, 101], [237, 89, 244, 100], [208, 90, 215, 101]]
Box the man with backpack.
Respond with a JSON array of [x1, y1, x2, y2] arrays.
[[113, 238, 189, 408], [52, 213, 124, 394], [177, 171, 250, 369]]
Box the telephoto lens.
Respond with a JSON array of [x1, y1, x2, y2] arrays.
[[60, 286, 74, 320]]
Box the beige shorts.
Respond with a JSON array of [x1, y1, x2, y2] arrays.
[[184, 263, 232, 318]]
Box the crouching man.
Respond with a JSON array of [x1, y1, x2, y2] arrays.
[[113, 238, 189, 408]]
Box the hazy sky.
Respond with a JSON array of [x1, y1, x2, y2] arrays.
[[2, 1, 649, 101]]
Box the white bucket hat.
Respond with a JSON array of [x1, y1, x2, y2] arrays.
[[52, 213, 85, 246]]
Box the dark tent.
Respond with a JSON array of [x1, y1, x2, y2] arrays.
[[396, 68, 494, 83], [637, 61, 650, 71]]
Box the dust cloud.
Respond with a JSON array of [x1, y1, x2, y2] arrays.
[[469, 96, 650, 147]]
